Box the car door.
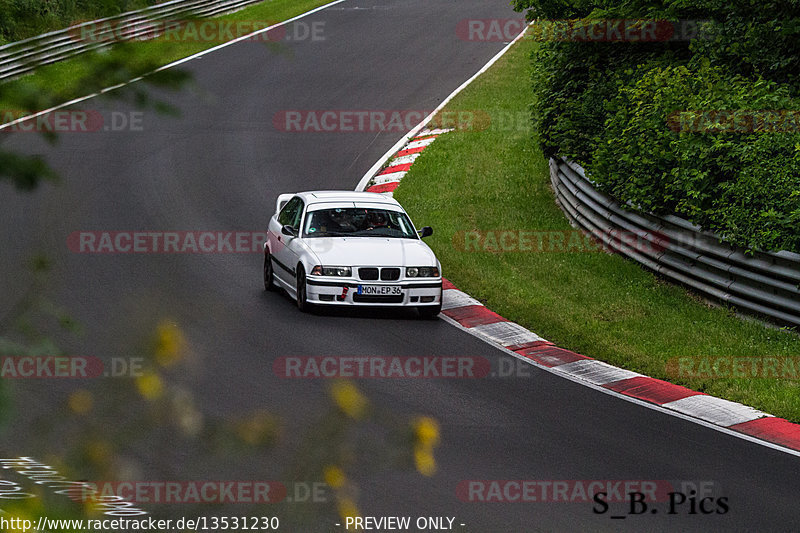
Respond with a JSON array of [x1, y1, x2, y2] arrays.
[[269, 196, 304, 286]]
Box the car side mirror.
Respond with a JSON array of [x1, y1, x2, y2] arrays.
[[281, 225, 298, 237], [418, 226, 433, 238]]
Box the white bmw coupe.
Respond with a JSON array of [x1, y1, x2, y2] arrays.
[[263, 191, 443, 318]]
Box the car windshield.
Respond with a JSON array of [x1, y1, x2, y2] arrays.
[[303, 207, 418, 239]]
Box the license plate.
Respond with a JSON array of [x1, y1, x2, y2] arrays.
[[357, 285, 402, 296]]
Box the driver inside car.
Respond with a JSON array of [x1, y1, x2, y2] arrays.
[[366, 210, 389, 231]]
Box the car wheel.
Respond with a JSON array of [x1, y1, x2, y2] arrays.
[[296, 265, 312, 312], [417, 304, 442, 320], [264, 251, 275, 291]]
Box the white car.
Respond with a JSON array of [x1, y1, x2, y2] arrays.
[[263, 191, 443, 318]]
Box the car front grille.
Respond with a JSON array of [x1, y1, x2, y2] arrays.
[[380, 268, 400, 281], [358, 267, 400, 281], [358, 267, 379, 280]]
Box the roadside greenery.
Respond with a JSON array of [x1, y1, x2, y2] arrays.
[[394, 34, 800, 423], [513, 0, 800, 253], [0, 0, 160, 44]]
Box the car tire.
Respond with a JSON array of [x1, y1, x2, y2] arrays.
[[417, 304, 441, 320], [296, 265, 312, 312], [264, 251, 275, 291]]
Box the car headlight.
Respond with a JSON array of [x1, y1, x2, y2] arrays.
[[311, 265, 351, 277], [406, 266, 440, 278]]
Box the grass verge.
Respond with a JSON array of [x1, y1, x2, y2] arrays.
[[0, 0, 333, 113], [394, 35, 800, 423]]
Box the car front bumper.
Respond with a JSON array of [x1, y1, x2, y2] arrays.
[[305, 278, 442, 306]]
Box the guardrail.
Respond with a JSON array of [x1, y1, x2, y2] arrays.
[[0, 0, 264, 81], [550, 156, 800, 328]]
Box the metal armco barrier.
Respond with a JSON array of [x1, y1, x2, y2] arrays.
[[550, 156, 800, 328], [0, 0, 265, 81]]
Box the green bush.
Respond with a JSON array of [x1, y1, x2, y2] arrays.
[[515, 0, 800, 253], [0, 0, 159, 43], [591, 63, 800, 252]]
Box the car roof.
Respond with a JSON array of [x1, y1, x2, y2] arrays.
[[295, 190, 402, 208]]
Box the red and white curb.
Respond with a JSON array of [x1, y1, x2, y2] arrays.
[[363, 129, 453, 197], [439, 280, 800, 453]]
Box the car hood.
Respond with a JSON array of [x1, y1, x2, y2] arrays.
[[303, 237, 438, 267]]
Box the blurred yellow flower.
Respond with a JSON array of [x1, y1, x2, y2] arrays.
[[86, 440, 112, 468], [330, 381, 368, 419], [234, 410, 279, 446], [135, 371, 164, 401], [337, 496, 360, 523], [68, 389, 93, 414], [153, 320, 186, 367], [414, 446, 437, 477], [413, 416, 440, 447], [323, 465, 346, 489]]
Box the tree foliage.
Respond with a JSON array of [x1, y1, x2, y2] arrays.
[[515, 0, 800, 252]]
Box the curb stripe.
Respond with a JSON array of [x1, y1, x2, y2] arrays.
[[661, 395, 770, 427], [366, 182, 400, 194], [603, 376, 704, 405], [442, 305, 507, 328], [389, 153, 422, 166], [515, 345, 589, 367], [470, 321, 544, 347], [730, 418, 800, 450], [418, 128, 453, 136], [442, 289, 483, 310], [371, 171, 407, 185], [554, 359, 641, 386], [506, 340, 552, 352], [396, 146, 427, 157], [412, 135, 440, 142], [379, 163, 413, 175], [405, 138, 437, 150]]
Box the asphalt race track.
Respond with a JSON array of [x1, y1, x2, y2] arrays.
[[1, 1, 799, 531]]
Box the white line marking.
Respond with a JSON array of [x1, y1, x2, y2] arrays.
[[355, 25, 531, 191], [0, 0, 348, 131]]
